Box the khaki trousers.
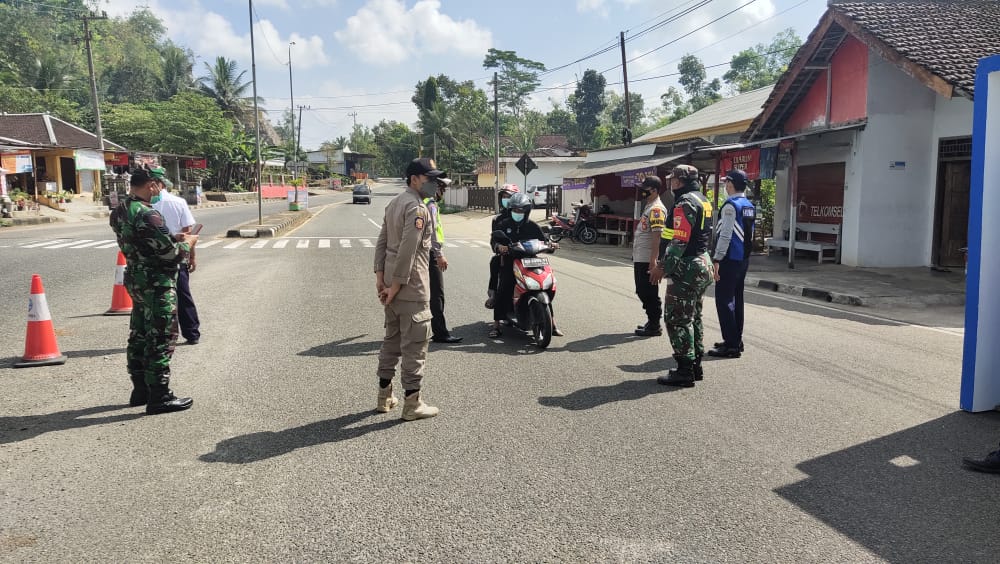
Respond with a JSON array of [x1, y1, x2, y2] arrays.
[[377, 299, 432, 390]]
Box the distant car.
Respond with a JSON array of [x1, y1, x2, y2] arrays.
[[531, 187, 548, 208], [352, 184, 371, 204]]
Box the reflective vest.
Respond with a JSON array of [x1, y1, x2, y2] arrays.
[[423, 197, 445, 244], [723, 195, 755, 261]]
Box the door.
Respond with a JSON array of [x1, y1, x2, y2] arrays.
[[795, 162, 846, 244], [935, 161, 971, 267], [59, 157, 77, 193]]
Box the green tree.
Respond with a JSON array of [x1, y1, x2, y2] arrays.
[[723, 29, 802, 94], [372, 119, 416, 177], [678, 54, 721, 112], [198, 56, 256, 126], [605, 91, 645, 144], [159, 44, 195, 98], [545, 101, 578, 145], [570, 69, 606, 148], [0, 84, 83, 123], [483, 48, 546, 120]]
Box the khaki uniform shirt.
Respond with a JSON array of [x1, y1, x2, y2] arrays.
[[374, 188, 432, 302], [632, 197, 668, 263]]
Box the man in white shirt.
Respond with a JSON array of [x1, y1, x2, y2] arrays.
[[150, 168, 201, 345]]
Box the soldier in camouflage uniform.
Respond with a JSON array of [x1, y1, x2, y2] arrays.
[[110, 168, 197, 415], [651, 165, 714, 387]]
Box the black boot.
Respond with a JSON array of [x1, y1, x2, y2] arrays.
[[634, 321, 662, 337], [693, 354, 703, 381], [658, 356, 695, 387], [128, 374, 148, 407], [146, 375, 193, 415]]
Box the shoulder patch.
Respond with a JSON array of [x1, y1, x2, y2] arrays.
[[414, 216, 425, 230], [649, 207, 666, 229]]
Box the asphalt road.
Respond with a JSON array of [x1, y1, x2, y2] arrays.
[[1, 181, 997, 562]]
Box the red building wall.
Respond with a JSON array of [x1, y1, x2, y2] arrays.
[[785, 35, 869, 134]]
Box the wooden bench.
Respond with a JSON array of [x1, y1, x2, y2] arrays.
[[765, 222, 841, 264]]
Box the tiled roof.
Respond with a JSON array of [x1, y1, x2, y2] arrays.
[[832, 1, 1000, 97], [0, 114, 125, 150]]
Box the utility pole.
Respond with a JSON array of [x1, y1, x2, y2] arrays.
[[293, 104, 307, 205], [347, 111, 358, 128], [493, 71, 500, 212], [619, 31, 632, 144], [287, 41, 296, 173], [81, 10, 107, 201], [248, 0, 264, 224], [433, 132, 437, 162]]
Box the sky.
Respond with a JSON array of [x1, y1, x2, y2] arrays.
[[98, 0, 831, 150]]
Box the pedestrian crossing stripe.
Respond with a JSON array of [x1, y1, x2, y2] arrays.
[[12, 238, 498, 251]]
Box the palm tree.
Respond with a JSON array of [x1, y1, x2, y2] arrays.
[[159, 45, 194, 99], [197, 56, 257, 126]]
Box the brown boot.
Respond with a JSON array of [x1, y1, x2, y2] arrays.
[[401, 391, 439, 421], [376, 383, 399, 413]]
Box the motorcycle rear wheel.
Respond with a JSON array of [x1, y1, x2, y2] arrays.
[[530, 301, 553, 349], [579, 225, 598, 245]]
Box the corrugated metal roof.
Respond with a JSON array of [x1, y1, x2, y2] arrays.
[[562, 151, 689, 179], [635, 86, 774, 144]]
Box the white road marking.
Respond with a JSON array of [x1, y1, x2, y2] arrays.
[[69, 240, 114, 249], [595, 257, 632, 267], [224, 240, 248, 249], [272, 239, 289, 249], [198, 240, 222, 248], [360, 239, 374, 247], [340, 239, 351, 248], [319, 239, 331, 248], [296, 239, 310, 249], [22, 240, 69, 248], [46, 239, 92, 249], [452, 240, 468, 245], [444, 242, 458, 248], [94, 241, 120, 249], [473, 240, 490, 247], [251, 240, 268, 249], [367, 218, 381, 229]]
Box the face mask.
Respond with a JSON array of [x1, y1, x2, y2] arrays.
[[419, 180, 437, 199], [150, 193, 162, 204], [638, 189, 652, 200], [501, 198, 511, 209], [511, 212, 525, 222]]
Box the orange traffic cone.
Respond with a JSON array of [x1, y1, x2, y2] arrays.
[[104, 251, 132, 316], [15, 274, 67, 368]]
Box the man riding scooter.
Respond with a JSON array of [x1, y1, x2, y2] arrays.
[[489, 193, 563, 339]]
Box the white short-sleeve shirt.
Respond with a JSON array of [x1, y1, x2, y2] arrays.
[[152, 190, 195, 235]]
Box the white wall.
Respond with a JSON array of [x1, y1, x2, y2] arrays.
[[853, 51, 938, 266], [500, 160, 585, 191]]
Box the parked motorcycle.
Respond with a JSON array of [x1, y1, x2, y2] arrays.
[[547, 203, 598, 245], [492, 231, 558, 348]]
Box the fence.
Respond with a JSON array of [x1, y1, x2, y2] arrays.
[[466, 186, 497, 212]]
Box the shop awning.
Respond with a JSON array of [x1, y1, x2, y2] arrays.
[[562, 151, 690, 179]]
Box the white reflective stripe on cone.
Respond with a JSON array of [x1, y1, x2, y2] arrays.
[[28, 294, 51, 322], [115, 265, 126, 285]]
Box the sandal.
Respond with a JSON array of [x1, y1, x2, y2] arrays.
[[488, 327, 503, 338]]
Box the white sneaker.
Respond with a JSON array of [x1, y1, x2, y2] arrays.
[[401, 392, 439, 421]]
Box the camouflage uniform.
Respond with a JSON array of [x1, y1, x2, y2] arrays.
[[661, 179, 714, 367], [110, 195, 190, 389]]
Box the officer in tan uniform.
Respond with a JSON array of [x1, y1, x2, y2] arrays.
[[633, 176, 670, 336], [374, 157, 443, 421]]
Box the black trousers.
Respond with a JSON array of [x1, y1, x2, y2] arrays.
[[429, 255, 450, 338], [494, 259, 515, 322], [633, 262, 662, 324], [714, 258, 749, 348], [176, 265, 200, 342], [488, 254, 500, 292]]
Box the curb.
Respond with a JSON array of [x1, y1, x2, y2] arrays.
[[747, 275, 965, 307], [225, 210, 312, 238]]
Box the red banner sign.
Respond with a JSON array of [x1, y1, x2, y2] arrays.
[[105, 152, 129, 166], [720, 148, 760, 180], [185, 158, 207, 169]]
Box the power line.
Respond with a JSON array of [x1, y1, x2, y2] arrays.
[[251, 4, 287, 67]]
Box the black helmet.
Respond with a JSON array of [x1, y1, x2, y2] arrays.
[[508, 193, 532, 218]]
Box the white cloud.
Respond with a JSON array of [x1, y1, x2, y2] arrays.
[[334, 0, 492, 65], [255, 0, 290, 9]]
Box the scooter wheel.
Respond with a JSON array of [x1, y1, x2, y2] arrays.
[[579, 226, 598, 245], [548, 233, 563, 243], [531, 301, 553, 349]]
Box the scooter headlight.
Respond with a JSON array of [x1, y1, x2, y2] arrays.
[[523, 276, 541, 291]]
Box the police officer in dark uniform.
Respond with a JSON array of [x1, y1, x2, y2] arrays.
[[651, 165, 714, 387], [709, 169, 755, 358]]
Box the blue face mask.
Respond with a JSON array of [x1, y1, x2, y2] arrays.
[[501, 198, 511, 209], [511, 212, 525, 222], [150, 193, 162, 205]]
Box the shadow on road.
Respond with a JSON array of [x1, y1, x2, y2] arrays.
[[298, 335, 381, 358], [0, 404, 143, 444], [199, 410, 403, 464], [538, 378, 682, 411], [776, 410, 1000, 562], [546, 332, 636, 353]]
